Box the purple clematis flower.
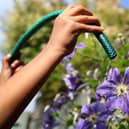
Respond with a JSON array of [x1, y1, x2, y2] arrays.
[[96, 67, 129, 115], [76, 102, 109, 129]]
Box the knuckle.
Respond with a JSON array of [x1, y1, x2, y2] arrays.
[[56, 15, 76, 28], [85, 16, 89, 20], [54, 15, 66, 24]]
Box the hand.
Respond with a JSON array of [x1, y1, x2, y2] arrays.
[[48, 5, 104, 56], [0, 54, 23, 85]]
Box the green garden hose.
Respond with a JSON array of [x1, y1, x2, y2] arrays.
[[10, 10, 117, 63]]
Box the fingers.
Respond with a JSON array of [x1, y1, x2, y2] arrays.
[[2, 53, 23, 70], [2, 54, 11, 69], [11, 60, 24, 74], [11, 60, 20, 68], [10, 60, 23, 69], [72, 15, 101, 26], [74, 23, 104, 33], [62, 5, 103, 33], [15, 65, 24, 73], [64, 5, 93, 16]]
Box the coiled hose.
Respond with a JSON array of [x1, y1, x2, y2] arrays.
[[10, 10, 117, 63]]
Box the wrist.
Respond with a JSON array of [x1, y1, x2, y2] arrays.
[[44, 41, 68, 58]]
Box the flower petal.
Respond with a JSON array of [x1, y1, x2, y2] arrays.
[[62, 50, 76, 61], [76, 119, 92, 129], [106, 96, 129, 114], [95, 122, 107, 129], [62, 42, 85, 61], [96, 81, 116, 99], [107, 68, 121, 84], [92, 102, 105, 114], [53, 96, 67, 109], [123, 95, 129, 115], [81, 104, 92, 116], [65, 63, 75, 73], [106, 96, 121, 110], [123, 67, 129, 85], [99, 113, 110, 121], [75, 42, 85, 49]]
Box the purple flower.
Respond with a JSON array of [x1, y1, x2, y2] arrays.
[[42, 107, 59, 129], [65, 62, 75, 74], [53, 95, 68, 109], [96, 67, 129, 115], [62, 42, 85, 61], [63, 63, 83, 91], [76, 102, 109, 129], [76, 42, 85, 49]]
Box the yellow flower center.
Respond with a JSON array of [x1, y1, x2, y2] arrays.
[[100, 97, 106, 104], [89, 114, 97, 123], [116, 84, 128, 96], [125, 115, 129, 122]]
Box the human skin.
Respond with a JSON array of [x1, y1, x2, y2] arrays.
[[0, 54, 23, 85], [0, 5, 103, 129]]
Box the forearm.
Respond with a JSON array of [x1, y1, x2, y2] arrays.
[[0, 43, 64, 129]]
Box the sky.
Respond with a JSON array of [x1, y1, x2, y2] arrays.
[[120, 0, 129, 8], [65, 0, 129, 7]]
